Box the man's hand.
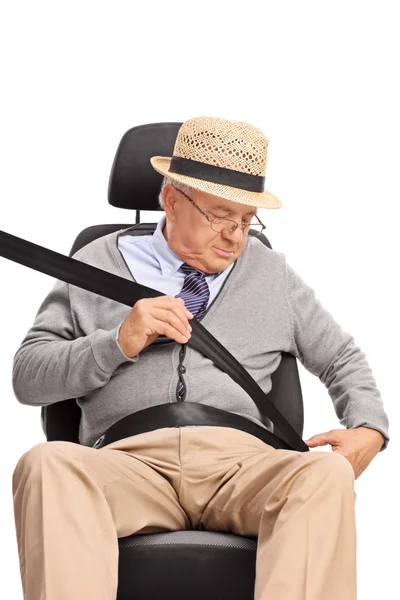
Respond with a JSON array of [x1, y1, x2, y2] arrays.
[[118, 296, 193, 358], [304, 427, 385, 479]]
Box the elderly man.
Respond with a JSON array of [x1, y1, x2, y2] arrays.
[[12, 116, 389, 600]]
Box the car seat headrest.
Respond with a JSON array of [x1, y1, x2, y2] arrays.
[[108, 122, 183, 211]]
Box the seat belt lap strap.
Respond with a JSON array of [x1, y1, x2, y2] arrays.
[[0, 229, 309, 452]]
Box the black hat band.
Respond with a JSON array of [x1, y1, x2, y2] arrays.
[[168, 156, 265, 193]]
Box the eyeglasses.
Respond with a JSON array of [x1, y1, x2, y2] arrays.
[[174, 188, 266, 237]]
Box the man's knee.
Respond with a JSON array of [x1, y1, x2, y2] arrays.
[[12, 441, 76, 489], [310, 450, 355, 486]]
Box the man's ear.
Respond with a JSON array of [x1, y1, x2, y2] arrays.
[[162, 185, 177, 222]]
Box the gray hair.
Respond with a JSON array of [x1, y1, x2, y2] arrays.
[[158, 176, 193, 209]]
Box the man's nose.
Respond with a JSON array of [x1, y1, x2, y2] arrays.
[[220, 224, 244, 242]]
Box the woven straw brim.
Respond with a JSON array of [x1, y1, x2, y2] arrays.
[[150, 156, 282, 209]]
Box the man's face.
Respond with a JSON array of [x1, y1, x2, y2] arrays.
[[162, 184, 257, 274]]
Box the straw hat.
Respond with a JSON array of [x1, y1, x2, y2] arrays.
[[150, 116, 282, 209]]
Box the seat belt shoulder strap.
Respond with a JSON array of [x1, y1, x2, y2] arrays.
[[0, 229, 308, 452]]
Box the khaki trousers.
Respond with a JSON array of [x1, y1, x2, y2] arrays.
[[12, 426, 357, 600]]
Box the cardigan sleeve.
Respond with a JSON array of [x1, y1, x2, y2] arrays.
[[12, 278, 137, 407], [286, 261, 390, 451]]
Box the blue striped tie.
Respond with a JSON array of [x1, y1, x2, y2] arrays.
[[175, 263, 210, 320], [175, 263, 210, 399]]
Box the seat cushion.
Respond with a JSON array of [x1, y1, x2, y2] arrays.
[[117, 530, 257, 600]]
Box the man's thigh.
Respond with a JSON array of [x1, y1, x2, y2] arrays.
[[177, 426, 355, 535], [13, 427, 192, 537]]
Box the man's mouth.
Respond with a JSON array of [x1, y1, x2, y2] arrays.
[[214, 247, 234, 257]]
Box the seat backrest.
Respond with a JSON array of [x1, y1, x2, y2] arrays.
[[41, 122, 304, 445]]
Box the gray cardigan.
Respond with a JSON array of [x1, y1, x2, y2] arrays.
[[12, 228, 390, 450]]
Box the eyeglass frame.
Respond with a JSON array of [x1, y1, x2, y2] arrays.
[[173, 187, 267, 237]]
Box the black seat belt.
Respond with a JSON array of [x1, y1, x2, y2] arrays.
[[0, 229, 309, 452]]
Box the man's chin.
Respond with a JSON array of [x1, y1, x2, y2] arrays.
[[203, 249, 236, 273]]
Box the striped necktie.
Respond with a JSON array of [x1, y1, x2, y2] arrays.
[[175, 263, 210, 399], [175, 263, 210, 320]]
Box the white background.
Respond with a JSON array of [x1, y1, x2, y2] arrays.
[[0, 1, 398, 598]]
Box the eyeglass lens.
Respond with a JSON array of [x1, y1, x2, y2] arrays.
[[211, 219, 263, 237]]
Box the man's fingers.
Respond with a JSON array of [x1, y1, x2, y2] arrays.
[[151, 296, 193, 320], [305, 430, 344, 447], [153, 319, 191, 344], [151, 308, 192, 339], [177, 298, 193, 320], [126, 296, 193, 351], [151, 298, 193, 332]]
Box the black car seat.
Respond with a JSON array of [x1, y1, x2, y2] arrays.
[[40, 122, 304, 600]]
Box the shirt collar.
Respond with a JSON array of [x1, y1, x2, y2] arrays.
[[152, 216, 184, 277]]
